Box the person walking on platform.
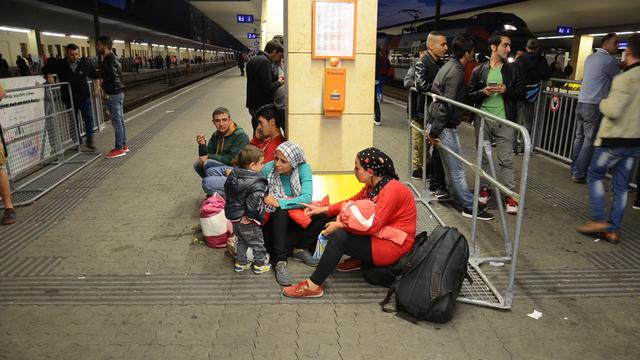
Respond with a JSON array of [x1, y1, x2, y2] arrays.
[[427, 34, 494, 221], [514, 38, 552, 154], [468, 31, 525, 215], [237, 53, 245, 76], [570, 33, 620, 183], [413, 31, 449, 200], [0, 54, 10, 78], [0, 83, 16, 225], [577, 34, 640, 243], [373, 48, 383, 126], [97, 36, 128, 159], [246, 40, 284, 133], [44, 43, 99, 151], [16, 55, 30, 76]]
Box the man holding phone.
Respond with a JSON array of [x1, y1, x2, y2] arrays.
[[468, 31, 525, 214]]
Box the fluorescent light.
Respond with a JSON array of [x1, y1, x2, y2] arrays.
[[587, 33, 607, 37], [70, 34, 88, 39], [537, 35, 574, 40], [617, 31, 635, 35], [113, 39, 125, 43], [0, 25, 31, 33], [139, 42, 148, 46], [504, 24, 517, 31], [42, 31, 65, 37]]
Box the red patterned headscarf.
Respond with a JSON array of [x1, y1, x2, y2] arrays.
[[356, 147, 399, 200]]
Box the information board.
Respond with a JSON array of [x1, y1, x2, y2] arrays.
[[312, 0, 357, 59]]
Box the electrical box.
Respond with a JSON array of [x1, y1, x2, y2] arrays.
[[324, 58, 346, 117]]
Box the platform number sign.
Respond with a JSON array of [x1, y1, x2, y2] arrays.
[[237, 14, 254, 23], [247, 33, 257, 39], [550, 95, 561, 112], [557, 26, 573, 35]]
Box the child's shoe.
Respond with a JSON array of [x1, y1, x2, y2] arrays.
[[253, 263, 272, 274], [234, 262, 251, 273]]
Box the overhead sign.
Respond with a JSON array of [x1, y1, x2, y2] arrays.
[[237, 14, 254, 23], [557, 26, 573, 35], [247, 33, 257, 39]]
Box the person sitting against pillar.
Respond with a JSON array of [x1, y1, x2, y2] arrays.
[[194, 107, 249, 197], [250, 104, 285, 163], [282, 148, 416, 298], [260, 141, 331, 286]]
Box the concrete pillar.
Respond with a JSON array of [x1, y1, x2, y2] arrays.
[[27, 30, 40, 57], [88, 38, 96, 57], [285, 0, 376, 171], [569, 35, 594, 81], [125, 41, 132, 58], [262, 0, 284, 49]]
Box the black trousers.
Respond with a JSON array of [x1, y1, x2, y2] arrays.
[[249, 108, 259, 133], [262, 209, 331, 262], [374, 91, 381, 122], [310, 229, 373, 286], [427, 147, 447, 192]]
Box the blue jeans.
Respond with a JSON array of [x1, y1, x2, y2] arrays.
[[571, 103, 602, 179], [438, 128, 474, 210], [65, 97, 95, 144], [587, 146, 640, 231], [193, 159, 232, 196], [106, 92, 127, 150]]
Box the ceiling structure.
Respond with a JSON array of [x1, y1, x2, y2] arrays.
[[189, 0, 262, 50]]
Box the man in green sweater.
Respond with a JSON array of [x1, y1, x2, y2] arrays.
[[194, 107, 249, 196]]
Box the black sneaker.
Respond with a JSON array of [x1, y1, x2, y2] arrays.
[[1, 208, 17, 225], [461, 206, 494, 221], [411, 168, 423, 179], [633, 199, 640, 210], [432, 188, 450, 200]]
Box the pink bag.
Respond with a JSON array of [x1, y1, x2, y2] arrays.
[[200, 193, 232, 248]]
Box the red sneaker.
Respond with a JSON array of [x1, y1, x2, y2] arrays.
[[505, 196, 518, 215], [336, 257, 362, 272], [479, 187, 491, 205], [282, 280, 324, 298], [123, 144, 130, 153], [105, 149, 127, 159]]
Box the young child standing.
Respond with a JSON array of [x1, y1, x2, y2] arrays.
[[224, 145, 271, 273]]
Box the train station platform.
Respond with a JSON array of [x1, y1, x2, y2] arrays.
[[1, 69, 639, 359]]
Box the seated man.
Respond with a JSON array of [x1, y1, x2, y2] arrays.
[[194, 107, 249, 196], [250, 104, 285, 163]]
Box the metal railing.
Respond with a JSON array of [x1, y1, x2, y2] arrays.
[[0, 81, 101, 206], [407, 87, 532, 310]]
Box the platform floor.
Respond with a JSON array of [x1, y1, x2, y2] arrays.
[[1, 69, 639, 359]]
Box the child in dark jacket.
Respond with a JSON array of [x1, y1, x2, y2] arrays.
[[224, 145, 271, 273]]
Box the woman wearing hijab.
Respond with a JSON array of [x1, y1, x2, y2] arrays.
[[282, 148, 417, 298], [261, 141, 330, 286]]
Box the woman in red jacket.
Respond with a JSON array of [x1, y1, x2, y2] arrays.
[[282, 148, 417, 298]]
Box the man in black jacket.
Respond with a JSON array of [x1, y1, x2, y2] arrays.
[[428, 34, 494, 221], [246, 40, 284, 132], [413, 31, 448, 198], [468, 31, 525, 214], [97, 36, 128, 159], [514, 38, 551, 154], [44, 44, 99, 150]]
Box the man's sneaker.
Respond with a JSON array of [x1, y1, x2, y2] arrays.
[[336, 257, 362, 272], [598, 231, 620, 244], [234, 262, 251, 273], [105, 149, 127, 159], [479, 187, 491, 205], [571, 176, 587, 184], [411, 168, 423, 179], [432, 188, 450, 200], [1, 208, 17, 225], [275, 261, 291, 286], [123, 144, 130, 153], [505, 197, 518, 215], [253, 263, 272, 274], [633, 200, 640, 210], [81, 143, 96, 152], [282, 280, 324, 298], [292, 249, 319, 267], [462, 206, 494, 221], [576, 221, 609, 235], [374, 118, 381, 126]]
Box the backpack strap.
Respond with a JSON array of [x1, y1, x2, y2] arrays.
[[429, 230, 462, 299]]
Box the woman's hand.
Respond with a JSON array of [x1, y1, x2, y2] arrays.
[[322, 221, 343, 236], [301, 203, 328, 217], [264, 195, 280, 208]]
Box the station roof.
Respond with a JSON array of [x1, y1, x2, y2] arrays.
[[189, 0, 262, 51]]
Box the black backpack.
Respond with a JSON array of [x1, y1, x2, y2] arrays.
[[380, 226, 470, 323]]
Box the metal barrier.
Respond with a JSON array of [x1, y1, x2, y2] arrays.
[[407, 87, 532, 310], [0, 81, 100, 206]]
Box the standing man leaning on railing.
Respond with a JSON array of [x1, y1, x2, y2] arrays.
[[44, 43, 99, 151], [96, 36, 128, 159], [468, 31, 525, 215], [0, 82, 17, 225], [570, 33, 620, 183], [427, 34, 494, 221], [577, 34, 640, 244]]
